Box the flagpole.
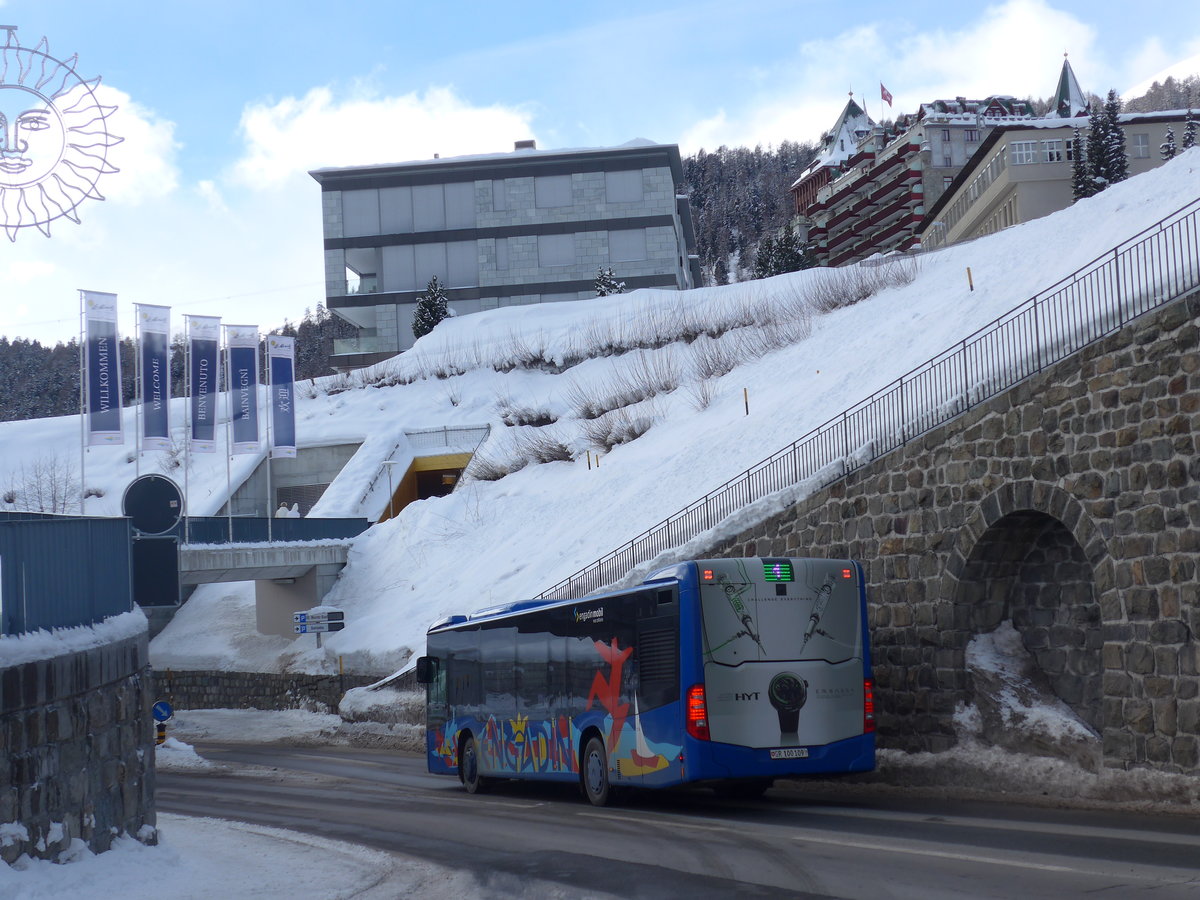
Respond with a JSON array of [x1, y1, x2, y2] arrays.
[[78, 291, 86, 515], [223, 326, 233, 542], [265, 334, 273, 541]]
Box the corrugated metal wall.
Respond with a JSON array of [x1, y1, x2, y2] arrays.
[[0, 518, 133, 635]]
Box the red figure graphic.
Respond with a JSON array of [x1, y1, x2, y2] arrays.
[[585, 638, 634, 753]]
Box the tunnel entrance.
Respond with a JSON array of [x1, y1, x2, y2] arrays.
[[956, 510, 1102, 730]]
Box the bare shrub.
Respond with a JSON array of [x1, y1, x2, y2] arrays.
[[464, 448, 527, 482], [84, 486, 105, 498], [582, 407, 657, 451], [689, 335, 741, 380], [510, 429, 573, 464], [687, 379, 717, 411], [496, 395, 557, 427], [804, 256, 921, 313], [325, 372, 353, 395], [445, 383, 462, 407], [495, 329, 555, 372], [8, 453, 81, 513]]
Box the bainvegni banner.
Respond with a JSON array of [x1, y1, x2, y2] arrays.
[[137, 304, 172, 451], [268, 335, 296, 459], [83, 290, 124, 446], [187, 316, 220, 453], [224, 325, 260, 455]]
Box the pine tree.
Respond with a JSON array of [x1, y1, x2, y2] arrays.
[[411, 276, 450, 339], [1183, 109, 1197, 151], [1161, 126, 1177, 161], [752, 234, 778, 279], [1103, 90, 1128, 184], [594, 267, 626, 296], [1084, 105, 1110, 195], [1071, 129, 1096, 201]]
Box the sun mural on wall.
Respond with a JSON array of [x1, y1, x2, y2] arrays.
[[0, 26, 121, 240]]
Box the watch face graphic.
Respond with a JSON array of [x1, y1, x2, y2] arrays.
[[768, 671, 807, 734], [0, 27, 121, 240]]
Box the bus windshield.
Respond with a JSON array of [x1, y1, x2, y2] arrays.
[[700, 558, 861, 665]]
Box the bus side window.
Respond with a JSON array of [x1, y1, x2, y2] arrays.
[[416, 656, 439, 683]]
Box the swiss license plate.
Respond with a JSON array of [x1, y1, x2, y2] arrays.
[[769, 747, 809, 759]]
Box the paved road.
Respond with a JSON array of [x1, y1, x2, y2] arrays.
[[157, 744, 1200, 899]]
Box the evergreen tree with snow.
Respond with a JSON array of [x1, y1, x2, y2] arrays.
[[752, 234, 778, 279], [1103, 90, 1128, 184], [1161, 126, 1177, 161], [594, 267, 626, 296], [1084, 106, 1109, 195], [1183, 109, 1197, 151], [1071, 130, 1096, 202], [411, 276, 449, 339]]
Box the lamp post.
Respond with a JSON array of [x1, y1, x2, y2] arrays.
[[380, 460, 403, 520]]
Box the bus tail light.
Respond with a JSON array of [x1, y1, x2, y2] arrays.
[[686, 684, 710, 741], [863, 678, 876, 733]]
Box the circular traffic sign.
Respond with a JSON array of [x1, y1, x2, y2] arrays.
[[122, 474, 184, 535], [152, 699, 174, 723]]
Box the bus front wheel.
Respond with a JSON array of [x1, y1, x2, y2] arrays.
[[460, 734, 489, 794], [581, 736, 612, 806]]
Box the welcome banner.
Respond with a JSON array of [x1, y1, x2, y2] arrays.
[[82, 290, 124, 446], [225, 325, 260, 455], [187, 316, 220, 453], [137, 304, 171, 451], [268, 335, 296, 459]]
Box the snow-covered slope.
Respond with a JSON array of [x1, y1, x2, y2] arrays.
[[4, 152, 1197, 676]]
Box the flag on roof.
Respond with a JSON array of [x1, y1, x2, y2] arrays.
[[881, 83, 893, 107]]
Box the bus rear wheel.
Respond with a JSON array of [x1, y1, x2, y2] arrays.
[[460, 734, 489, 794], [581, 736, 612, 807]]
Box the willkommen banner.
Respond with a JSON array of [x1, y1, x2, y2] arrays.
[[137, 304, 171, 451], [187, 316, 220, 453], [225, 325, 260, 455], [268, 335, 296, 459], [83, 290, 123, 446]]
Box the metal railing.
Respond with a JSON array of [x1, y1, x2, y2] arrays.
[[537, 195, 1200, 600], [176, 516, 370, 545]]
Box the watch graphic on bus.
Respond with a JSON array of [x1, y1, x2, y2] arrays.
[[768, 671, 808, 734]]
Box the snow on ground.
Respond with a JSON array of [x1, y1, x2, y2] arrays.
[[129, 150, 1200, 676]]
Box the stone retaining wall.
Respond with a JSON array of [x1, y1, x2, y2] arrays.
[[148, 669, 383, 713], [705, 290, 1200, 774], [1, 633, 155, 864]]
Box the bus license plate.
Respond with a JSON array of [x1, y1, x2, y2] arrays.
[[770, 748, 809, 759]]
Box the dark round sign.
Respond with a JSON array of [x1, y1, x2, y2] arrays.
[[122, 474, 184, 535]]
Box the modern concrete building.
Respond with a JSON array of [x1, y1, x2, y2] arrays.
[[311, 140, 702, 369], [919, 111, 1193, 251]]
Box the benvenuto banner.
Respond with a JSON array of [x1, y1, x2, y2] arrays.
[[187, 316, 221, 453]]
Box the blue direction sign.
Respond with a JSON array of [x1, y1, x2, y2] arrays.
[[294, 621, 346, 634], [293, 609, 345, 625], [152, 700, 174, 722]]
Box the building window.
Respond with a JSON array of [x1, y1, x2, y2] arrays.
[[1010, 141, 1037, 165], [942, 129, 951, 141], [965, 129, 979, 142], [1066, 139, 1080, 162], [1131, 133, 1150, 158], [535, 175, 572, 208], [1042, 140, 1064, 163], [537, 233, 575, 267], [943, 176, 954, 190], [943, 154, 953, 168], [605, 170, 643, 203], [492, 180, 506, 211], [608, 228, 647, 262]]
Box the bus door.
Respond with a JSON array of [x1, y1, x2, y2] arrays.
[[698, 558, 865, 750]]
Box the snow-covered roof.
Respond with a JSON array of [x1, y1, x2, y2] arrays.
[[1052, 56, 1090, 118]]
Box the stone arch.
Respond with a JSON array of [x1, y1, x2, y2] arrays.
[[940, 482, 1109, 730]]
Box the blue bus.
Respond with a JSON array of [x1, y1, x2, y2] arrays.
[[415, 557, 875, 805]]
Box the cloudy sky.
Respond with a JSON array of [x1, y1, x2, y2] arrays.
[[1, 0, 1197, 345]]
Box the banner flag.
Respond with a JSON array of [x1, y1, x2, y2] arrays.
[[225, 325, 260, 455], [268, 335, 297, 459], [881, 82, 894, 107], [187, 316, 221, 453], [137, 304, 172, 451], [83, 290, 124, 446]]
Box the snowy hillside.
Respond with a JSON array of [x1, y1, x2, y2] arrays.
[[4, 152, 1197, 676]]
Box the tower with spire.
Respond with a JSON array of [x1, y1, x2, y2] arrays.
[[1053, 53, 1090, 118]]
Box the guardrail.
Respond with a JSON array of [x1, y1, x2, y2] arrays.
[[537, 195, 1200, 600], [176, 516, 371, 545]]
